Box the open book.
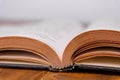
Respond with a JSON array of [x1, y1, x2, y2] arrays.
[[0, 19, 120, 71]]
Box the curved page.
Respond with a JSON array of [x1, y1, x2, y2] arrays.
[[0, 19, 84, 61]]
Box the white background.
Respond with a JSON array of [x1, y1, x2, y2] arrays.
[[0, 0, 120, 22]]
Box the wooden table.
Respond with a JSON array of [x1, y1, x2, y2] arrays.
[[0, 68, 119, 80]]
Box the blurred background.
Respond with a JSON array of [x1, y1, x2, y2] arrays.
[[0, 0, 120, 22]]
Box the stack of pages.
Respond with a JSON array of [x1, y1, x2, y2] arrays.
[[0, 19, 120, 71]]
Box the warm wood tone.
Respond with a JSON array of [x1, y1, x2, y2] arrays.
[[0, 68, 119, 80]]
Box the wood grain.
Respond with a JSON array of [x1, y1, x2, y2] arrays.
[[0, 68, 119, 80]]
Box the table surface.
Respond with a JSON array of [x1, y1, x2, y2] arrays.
[[0, 68, 119, 80]]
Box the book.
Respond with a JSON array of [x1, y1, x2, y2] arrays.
[[0, 19, 120, 72]]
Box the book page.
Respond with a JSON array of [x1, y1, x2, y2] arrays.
[[84, 19, 120, 32], [0, 19, 85, 60], [79, 56, 120, 68]]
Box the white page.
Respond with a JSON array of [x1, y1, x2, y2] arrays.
[[84, 19, 120, 32], [0, 19, 85, 60]]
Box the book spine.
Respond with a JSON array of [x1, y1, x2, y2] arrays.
[[49, 64, 75, 72], [49, 64, 120, 72], [0, 63, 49, 70], [74, 64, 120, 73], [1, 63, 120, 73], [0, 63, 75, 71]]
